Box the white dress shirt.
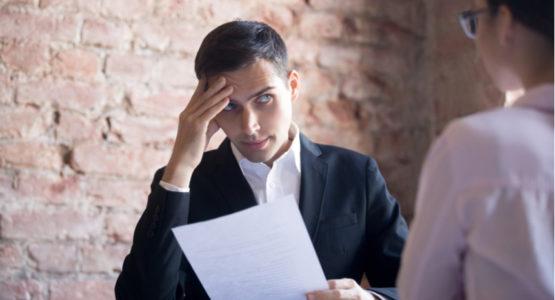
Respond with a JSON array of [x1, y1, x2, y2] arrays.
[[398, 85, 554, 300], [230, 125, 301, 204]]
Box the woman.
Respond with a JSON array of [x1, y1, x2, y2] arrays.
[[398, 0, 553, 299]]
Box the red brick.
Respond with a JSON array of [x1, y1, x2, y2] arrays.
[[0, 12, 79, 42], [134, 20, 207, 53], [327, 100, 361, 128], [15, 172, 81, 204], [0, 280, 43, 300], [344, 17, 383, 45], [361, 47, 411, 78], [82, 18, 132, 49], [0, 208, 103, 240], [109, 115, 177, 146], [299, 12, 343, 39], [209, 2, 254, 26], [18, 81, 107, 112], [129, 88, 193, 118], [56, 110, 104, 142], [153, 0, 194, 17], [106, 212, 141, 243], [152, 57, 196, 87], [84, 177, 149, 210], [253, 4, 294, 35], [0, 106, 49, 139], [70, 143, 170, 179], [318, 45, 361, 72], [341, 73, 383, 101], [292, 97, 317, 127], [39, 0, 103, 12], [102, 0, 154, 20], [81, 243, 129, 273], [306, 126, 363, 152], [299, 67, 338, 103], [308, 0, 368, 12], [381, 1, 425, 34], [76, 0, 103, 13], [302, 101, 333, 127], [2, 0, 36, 6], [28, 243, 78, 273], [0, 243, 24, 269], [51, 49, 101, 81], [0, 142, 62, 171], [0, 41, 49, 74], [0, 171, 15, 201], [286, 37, 319, 65], [105, 54, 155, 82], [50, 280, 114, 300], [0, 73, 14, 104], [39, 0, 76, 10], [133, 20, 171, 51]]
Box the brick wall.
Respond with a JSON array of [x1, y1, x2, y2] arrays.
[[0, 0, 501, 298]]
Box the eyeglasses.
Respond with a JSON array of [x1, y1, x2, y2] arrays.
[[458, 8, 489, 39]]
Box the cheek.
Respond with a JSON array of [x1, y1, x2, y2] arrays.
[[214, 114, 238, 137], [264, 100, 292, 131]]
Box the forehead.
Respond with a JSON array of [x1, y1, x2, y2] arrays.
[[208, 60, 286, 97]]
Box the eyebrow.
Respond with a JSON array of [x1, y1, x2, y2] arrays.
[[231, 86, 275, 103]]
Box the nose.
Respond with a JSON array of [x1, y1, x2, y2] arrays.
[[241, 108, 260, 136]]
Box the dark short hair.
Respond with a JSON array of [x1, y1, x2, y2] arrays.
[[194, 20, 288, 80], [486, 0, 553, 41]]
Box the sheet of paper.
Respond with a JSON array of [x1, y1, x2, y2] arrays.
[[171, 196, 328, 300]]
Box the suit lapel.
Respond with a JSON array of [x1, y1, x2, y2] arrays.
[[210, 139, 258, 213], [298, 134, 328, 243]]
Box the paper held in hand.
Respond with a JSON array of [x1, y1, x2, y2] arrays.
[[171, 195, 328, 300]]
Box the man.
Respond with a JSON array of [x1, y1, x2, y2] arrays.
[[116, 20, 407, 300]]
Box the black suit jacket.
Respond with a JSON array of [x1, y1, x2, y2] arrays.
[[115, 134, 408, 299]]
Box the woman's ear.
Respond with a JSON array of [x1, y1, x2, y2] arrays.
[[287, 70, 300, 102], [496, 5, 516, 47]]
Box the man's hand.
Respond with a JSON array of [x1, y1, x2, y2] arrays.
[[306, 279, 376, 300], [162, 76, 233, 188]]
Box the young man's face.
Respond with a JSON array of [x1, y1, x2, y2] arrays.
[[210, 59, 299, 165]]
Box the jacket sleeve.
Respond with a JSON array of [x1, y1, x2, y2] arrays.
[[115, 167, 190, 300], [364, 158, 408, 298]]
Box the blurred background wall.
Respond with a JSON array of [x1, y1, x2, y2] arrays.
[[0, 0, 502, 298]]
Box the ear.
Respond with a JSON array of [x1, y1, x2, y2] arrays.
[[287, 70, 300, 102], [496, 5, 515, 47]]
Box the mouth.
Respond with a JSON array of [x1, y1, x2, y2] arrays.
[[241, 137, 270, 151]]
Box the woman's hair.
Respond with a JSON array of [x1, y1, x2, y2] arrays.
[[487, 0, 553, 41]]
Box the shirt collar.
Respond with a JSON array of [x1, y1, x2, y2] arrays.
[[512, 84, 554, 114], [231, 123, 301, 174]]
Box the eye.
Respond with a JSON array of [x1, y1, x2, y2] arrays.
[[257, 94, 273, 104], [223, 101, 237, 111]]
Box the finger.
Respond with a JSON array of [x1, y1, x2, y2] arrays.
[[190, 85, 233, 119], [189, 77, 227, 112], [197, 97, 230, 124], [328, 279, 357, 290], [306, 289, 347, 300], [204, 76, 229, 97], [191, 76, 205, 97]]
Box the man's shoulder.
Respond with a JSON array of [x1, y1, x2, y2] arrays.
[[311, 140, 376, 168]]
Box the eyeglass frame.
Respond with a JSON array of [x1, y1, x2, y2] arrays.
[[458, 8, 491, 39]]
